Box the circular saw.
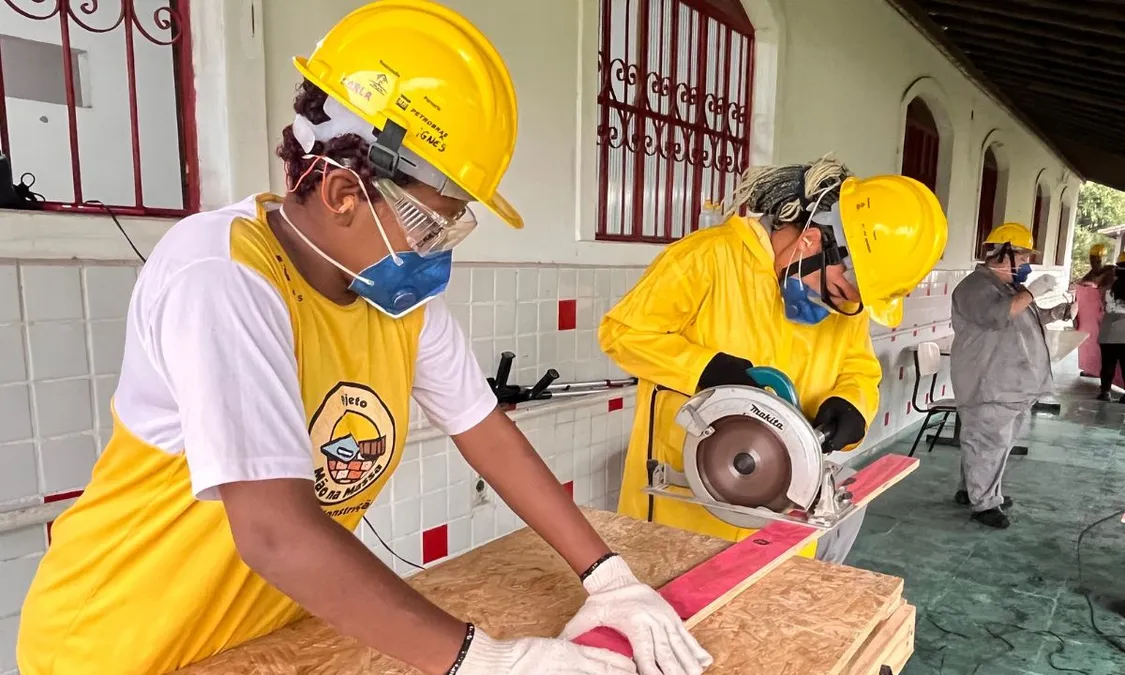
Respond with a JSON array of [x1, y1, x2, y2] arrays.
[[643, 367, 856, 530]]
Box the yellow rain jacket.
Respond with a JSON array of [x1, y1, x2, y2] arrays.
[[600, 216, 881, 546]]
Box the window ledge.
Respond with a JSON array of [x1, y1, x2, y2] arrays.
[[0, 208, 174, 261]]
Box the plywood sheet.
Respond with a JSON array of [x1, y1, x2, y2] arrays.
[[841, 603, 917, 675], [180, 454, 917, 675], [690, 556, 904, 675], [177, 510, 726, 675]]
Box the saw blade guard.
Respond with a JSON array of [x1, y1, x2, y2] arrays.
[[675, 384, 823, 515]]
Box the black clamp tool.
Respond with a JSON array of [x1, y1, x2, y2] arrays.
[[487, 352, 561, 405]]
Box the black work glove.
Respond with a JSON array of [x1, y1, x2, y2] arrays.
[[697, 352, 761, 392], [813, 397, 867, 453]]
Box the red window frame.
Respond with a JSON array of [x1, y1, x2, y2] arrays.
[[975, 148, 999, 259], [1031, 183, 1047, 254], [595, 0, 754, 243], [1053, 190, 1071, 265], [901, 98, 939, 194], [0, 0, 199, 217]]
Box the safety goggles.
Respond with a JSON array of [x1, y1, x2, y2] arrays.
[[373, 178, 477, 255]]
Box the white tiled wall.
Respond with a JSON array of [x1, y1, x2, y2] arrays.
[[0, 259, 966, 672]]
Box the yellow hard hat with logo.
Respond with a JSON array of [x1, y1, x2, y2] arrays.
[[984, 222, 1036, 251], [1091, 243, 1109, 258], [293, 0, 522, 228], [838, 175, 948, 328]]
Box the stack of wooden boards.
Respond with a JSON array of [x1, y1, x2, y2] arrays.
[[178, 455, 918, 675]]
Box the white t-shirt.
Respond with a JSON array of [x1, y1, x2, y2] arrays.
[[113, 195, 496, 499]]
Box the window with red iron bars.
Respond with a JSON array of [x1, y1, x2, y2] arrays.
[[595, 0, 754, 244], [0, 0, 199, 217]]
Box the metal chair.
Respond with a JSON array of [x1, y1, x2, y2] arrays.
[[907, 342, 957, 457]]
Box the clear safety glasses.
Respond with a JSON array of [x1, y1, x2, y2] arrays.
[[374, 178, 477, 256]]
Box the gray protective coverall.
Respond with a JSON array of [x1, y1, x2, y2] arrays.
[[950, 266, 1053, 512]]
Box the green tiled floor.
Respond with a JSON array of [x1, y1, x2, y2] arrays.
[[848, 377, 1125, 675]]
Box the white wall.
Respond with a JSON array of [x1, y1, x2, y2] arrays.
[[0, 0, 184, 209]]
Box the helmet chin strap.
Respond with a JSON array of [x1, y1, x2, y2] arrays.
[[990, 242, 1019, 280], [779, 229, 865, 317]]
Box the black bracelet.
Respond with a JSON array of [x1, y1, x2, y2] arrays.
[[446, 623, 475, 675], [579, 552, 619, 582]]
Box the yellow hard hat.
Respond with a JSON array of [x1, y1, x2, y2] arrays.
[[1117, 251, 1125, 264], [839, 175, 948, 328], [984, 222, 1035, 251], [293, 0, 522, 228], [1091, 243, 1109, 257]]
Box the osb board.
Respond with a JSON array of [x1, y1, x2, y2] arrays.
[[841, 603, 916, 675], [176, 510, 728, 675], [691, 556, 905, 675]]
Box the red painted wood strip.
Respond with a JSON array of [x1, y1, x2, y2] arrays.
[[843, 454, 919, 507], [571, 454, 919, 656], [572, 522, 818, 656]]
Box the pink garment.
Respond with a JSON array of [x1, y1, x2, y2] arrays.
[[1074, 284, 1123, 386]]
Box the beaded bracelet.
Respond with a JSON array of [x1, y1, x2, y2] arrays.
[[445, 623, 475, 675], [579, 552, 619, 582]]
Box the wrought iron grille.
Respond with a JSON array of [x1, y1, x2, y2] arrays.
[[595, 0, 754, 243], [0, 0, 198, 216]]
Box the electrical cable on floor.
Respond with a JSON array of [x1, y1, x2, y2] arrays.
[[924, 612, 1093, 675], [1076, 508, 1125, 653], [84, 200, 147, 263], [363, 514, 424, 571]]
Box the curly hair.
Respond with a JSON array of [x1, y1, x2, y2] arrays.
[[276, 79, 413, 202]]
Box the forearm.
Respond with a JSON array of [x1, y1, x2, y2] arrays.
[[225, 488, 466, 675], [454, 410, 610, 575], [1010, 290, 1035, 316]]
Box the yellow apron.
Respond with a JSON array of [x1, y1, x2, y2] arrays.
[[18, 195, 425, 674], [599, 216, 881, 550]]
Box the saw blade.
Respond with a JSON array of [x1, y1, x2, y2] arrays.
[[695, 415, 793, 511]]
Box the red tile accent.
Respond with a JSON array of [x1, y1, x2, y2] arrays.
[[44, 489, 84, 503], [884, 412, 891, 427], [558, 299, 577, 331], [898, 367, 904, 381], [944, 283, 950, 294], [563, 481, 574, 498], [925, 393, 931, 404], [932, 326, 937, 333], [44, 489, 84, 546], [912, 330, 918, 337], [421, 525, 448, 564], [942, 385, 947, 396], [608, 397, 624, 412], [905, 401, 911, 414]]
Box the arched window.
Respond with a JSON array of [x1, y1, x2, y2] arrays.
[[975, 148, 999, 259], [901, 98, 940, 193], [1053, 188, 1072, 266], [1031, 180, 1050, 255]]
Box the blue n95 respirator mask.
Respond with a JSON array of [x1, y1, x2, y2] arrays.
[[280, 156, 469, 319], [1013, 262, 1032, 285], [777, 199, 864, 326]]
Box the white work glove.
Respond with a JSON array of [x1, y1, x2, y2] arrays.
[[1024, 274, 1058, 299], [559, 556, 713, 675], [457, 627, 638, 674]]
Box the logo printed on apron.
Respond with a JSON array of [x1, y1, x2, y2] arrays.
[[308, 382, 397, 506]]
